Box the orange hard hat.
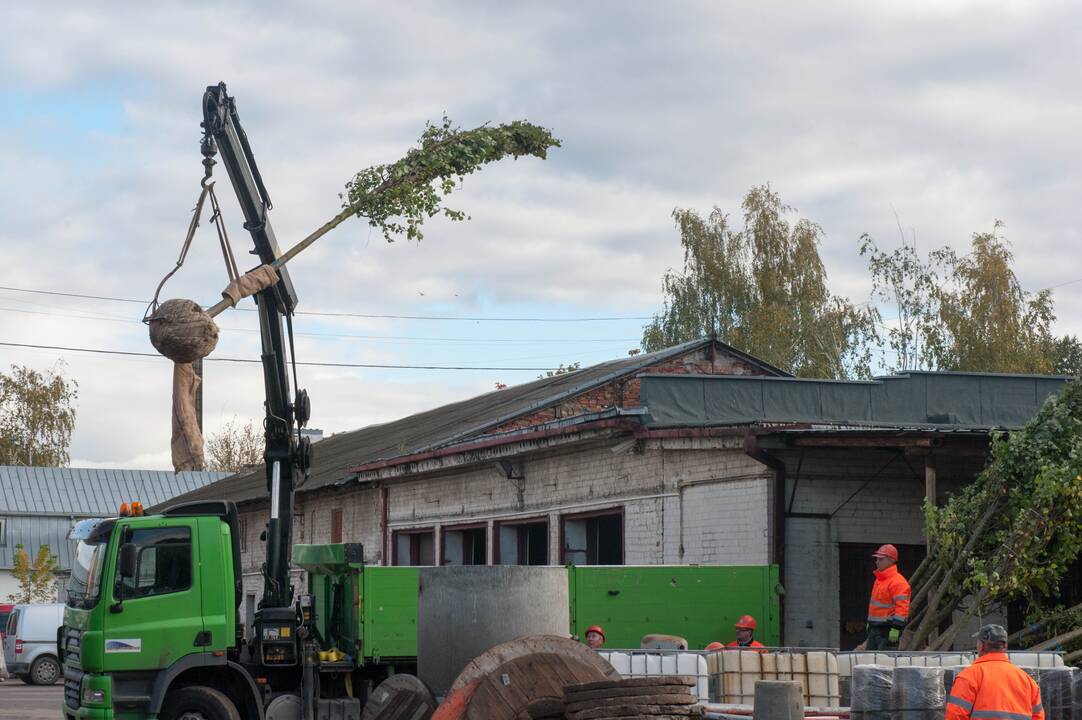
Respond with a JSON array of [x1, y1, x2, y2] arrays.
[[873, 544, 899, 562], [734, 615, 757, 630], [705, 641, 725, 651], [585, 625, 605, 640]]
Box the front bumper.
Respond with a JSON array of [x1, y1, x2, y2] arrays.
[[63, 708, 112, 720], [63, 667, 114, 720]]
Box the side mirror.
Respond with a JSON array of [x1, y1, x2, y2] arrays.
[[119, 543, 137, 580]]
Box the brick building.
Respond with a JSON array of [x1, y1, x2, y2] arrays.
[[168, 338, 1070, 648]]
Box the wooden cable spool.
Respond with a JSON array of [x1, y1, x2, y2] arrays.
[[437, 635, 619, 720], [362, 673, 438, 720]]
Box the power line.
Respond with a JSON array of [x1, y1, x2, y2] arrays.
[[1041, 276, 1082, 291], [0, 284, 653, 323], [0, 341, 557, 371], [0, 306, 639, 344]]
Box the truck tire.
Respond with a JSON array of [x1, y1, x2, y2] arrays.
[[29, 655, 60, 685], [161, 686, 241, 720]]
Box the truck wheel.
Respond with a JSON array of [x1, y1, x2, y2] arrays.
[[29, 655, 60, 685], [161, 686, 241, 720]]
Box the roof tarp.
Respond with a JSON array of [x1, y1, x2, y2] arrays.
[[640, 372, 1072, 430]]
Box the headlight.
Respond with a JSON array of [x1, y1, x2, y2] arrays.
[[82, 686, 106, 704]]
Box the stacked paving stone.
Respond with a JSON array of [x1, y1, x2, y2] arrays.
[[541, 676, 702, 719]]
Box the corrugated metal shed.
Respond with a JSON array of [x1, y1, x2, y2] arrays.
[[0, 466, 227, 570]]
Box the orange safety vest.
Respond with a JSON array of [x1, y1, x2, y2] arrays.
[[726, 640, 766, 652], [945, 652, 1044, 720], [867, 564, 910, 625]]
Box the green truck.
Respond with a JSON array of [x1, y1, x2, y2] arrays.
[[62, 509, 779, 719]]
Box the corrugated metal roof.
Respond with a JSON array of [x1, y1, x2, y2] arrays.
[[0, 466, 227, 515], [0, 466, 227, 571], [165, 338, 789, 507]]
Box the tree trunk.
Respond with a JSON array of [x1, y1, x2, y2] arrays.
[[1029, 626, 1082, 652], [929, 587, 989, 651], [1006, 601, 1082, 645], [902, 500, 1001, 649]]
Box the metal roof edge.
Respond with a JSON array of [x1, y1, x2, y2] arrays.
[[638, 373, 882, 385], [407, 338, 717, 454], [874, 370, 1077, 381]]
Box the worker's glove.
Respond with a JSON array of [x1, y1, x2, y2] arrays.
[[888, 628, 900, 643]]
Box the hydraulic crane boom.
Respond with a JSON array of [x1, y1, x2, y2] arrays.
[[201, 82, 312, 665]]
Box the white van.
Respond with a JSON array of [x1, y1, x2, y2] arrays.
[[1, 603, 64, 685]]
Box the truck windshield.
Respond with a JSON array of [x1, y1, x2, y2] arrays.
[[67, 518, 115, 609], [68, 541, 107, 608]]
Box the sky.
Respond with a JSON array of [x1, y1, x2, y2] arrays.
[[2, 1, 1080, 469]]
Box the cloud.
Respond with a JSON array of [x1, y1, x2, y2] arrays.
[[2, 1, 1080, 466]]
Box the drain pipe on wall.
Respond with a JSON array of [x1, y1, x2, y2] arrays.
[[744, 431, 787, 644]]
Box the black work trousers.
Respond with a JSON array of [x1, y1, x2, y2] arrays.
[[865, 623, 898, 651]]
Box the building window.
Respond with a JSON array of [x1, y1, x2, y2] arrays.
[[496, 518, 549, 565], [331, 509, 343, 544], [393, 528, 435, 566], [239, 516, 248, 554], [442, 524, 487, 565], [0, 517, 6, 547], [561, 509, 624, 565]]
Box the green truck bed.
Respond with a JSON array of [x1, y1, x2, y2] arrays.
[[294, 544, 780, 662]]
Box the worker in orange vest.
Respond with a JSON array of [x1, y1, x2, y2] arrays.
[[726, 615, 766, 651], [865, 543, 910, 650], [584, 625, 605, 650], [946, 624, 1043, 720]]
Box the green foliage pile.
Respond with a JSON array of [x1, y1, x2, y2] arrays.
[[905, 379, 1082, 648]]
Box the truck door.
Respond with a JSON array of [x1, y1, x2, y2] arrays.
[[197, 516, 234, 654], [103, 521, 204, 671]]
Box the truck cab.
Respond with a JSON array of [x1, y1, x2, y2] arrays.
[[61, 501, 262, 720]]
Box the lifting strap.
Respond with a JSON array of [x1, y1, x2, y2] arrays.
[[143, 180, 241, 323]]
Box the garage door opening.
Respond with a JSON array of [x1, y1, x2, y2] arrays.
[[838, 542, 925, 649]]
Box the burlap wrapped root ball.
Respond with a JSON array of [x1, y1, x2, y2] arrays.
[[147, 299, 219, 471], [148, 298, 220, 363]]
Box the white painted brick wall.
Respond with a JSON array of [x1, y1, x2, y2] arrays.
[[235, 440, 777, 606]]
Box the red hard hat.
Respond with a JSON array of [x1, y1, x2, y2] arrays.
[[734, 615, 757, 630], [705, 641, 725, 651], [873, 544, 899, 562], [585, 625, 605, 640]]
